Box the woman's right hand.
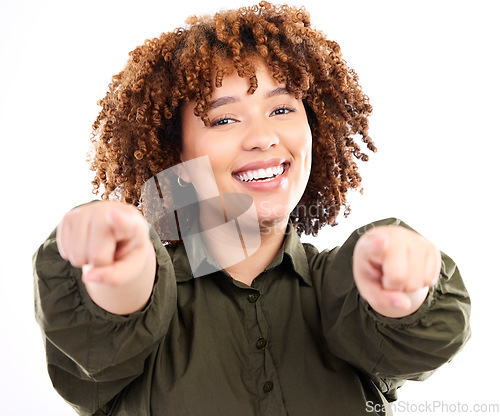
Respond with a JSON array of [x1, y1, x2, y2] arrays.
[[56, 201, 157, 315]]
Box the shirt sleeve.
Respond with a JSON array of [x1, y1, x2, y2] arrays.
[[313, 218, 471, 402], [33, 224, 177, 415]]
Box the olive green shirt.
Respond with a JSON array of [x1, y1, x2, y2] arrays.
[[33, 218, 471, 416]]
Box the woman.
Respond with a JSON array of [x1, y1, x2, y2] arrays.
[[33, 2, 470, 415]]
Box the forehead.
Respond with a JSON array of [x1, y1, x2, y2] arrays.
[[180, 57, 299, 121], [212, 63, 283, 92]]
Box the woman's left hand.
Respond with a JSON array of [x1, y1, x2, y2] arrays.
[[352, 225, 442, 318]]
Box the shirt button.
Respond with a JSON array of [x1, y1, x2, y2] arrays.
[[248, 293, 260, 303], [263, 381, 274, 393], [256, 337, 267, 349]]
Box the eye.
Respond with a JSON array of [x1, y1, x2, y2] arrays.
[[210, 115, 237, 127], [271, 105, 296, 117]]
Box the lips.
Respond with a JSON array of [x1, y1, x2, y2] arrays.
[[232, 159, 289, 183]]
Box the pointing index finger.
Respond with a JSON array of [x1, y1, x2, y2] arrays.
[[106, 207, 146, 243]]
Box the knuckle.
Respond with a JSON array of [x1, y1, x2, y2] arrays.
[[89, 253, 110, 267], [69, 246, 89, 267], [66, 206, 84, 222], [69, 254, 86, 268], [88, 243, 113, 266], [383, 274, 405, 290], [61, 210, 74, 223], [405, 281, 421, 293], [391, 274, 406, 284], [59, 213, 73, 233]]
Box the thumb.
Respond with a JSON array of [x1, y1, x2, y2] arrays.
[[82, 262, 132, 287]]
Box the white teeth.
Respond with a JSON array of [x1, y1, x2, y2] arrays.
[[234, 163, 286, 182]]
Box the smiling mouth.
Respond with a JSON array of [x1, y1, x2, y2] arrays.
[[233, 162, 289, 183]]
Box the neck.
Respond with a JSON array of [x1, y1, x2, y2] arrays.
[[227, 219, 288, 286], [200, 212, 288, 286]]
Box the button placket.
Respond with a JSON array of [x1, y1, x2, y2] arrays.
[[255, 337, 267, 349], [263, 380, 274, 393], [243, 285, 276, 400], [248, 292, 260, 303]]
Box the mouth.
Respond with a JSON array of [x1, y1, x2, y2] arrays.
[[232, 162, 290, 183]]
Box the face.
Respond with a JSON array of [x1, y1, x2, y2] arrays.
[[180, 63, 312, 229]]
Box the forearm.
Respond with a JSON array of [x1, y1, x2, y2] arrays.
[[34, 224, 176, 412], [319, 218, 471, 379], [34, 223, 176, 377]]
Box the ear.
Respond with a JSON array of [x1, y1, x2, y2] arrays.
[[173, 161, 192, 184]]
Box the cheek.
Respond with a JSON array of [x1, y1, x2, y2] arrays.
[[181, 134, 237, 184], [291, 124, 312, 167], [181, 131, 216, 163], [295, 128, 313, 188], [203, 139, 238, 173]]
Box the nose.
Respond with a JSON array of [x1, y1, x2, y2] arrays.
[[242, 119, 279, 151]]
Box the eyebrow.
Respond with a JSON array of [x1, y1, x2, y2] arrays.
[[208, 87, 292, 110], [265, 87, 292, 99]]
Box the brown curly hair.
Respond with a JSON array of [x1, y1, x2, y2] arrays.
[[90, 1, 376, 238]]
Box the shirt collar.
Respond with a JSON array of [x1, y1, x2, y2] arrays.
[[265, 223, 312, 286], [171, 221, 312, 286], [170, 218, 220, 282]]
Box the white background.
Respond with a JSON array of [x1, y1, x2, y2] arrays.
[[1, 0, 498, 414]]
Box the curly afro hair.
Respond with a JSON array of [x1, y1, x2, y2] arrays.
[[90, 1, 376, 239]]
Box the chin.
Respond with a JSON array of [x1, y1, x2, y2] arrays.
[[255, 206, 291, 229]]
